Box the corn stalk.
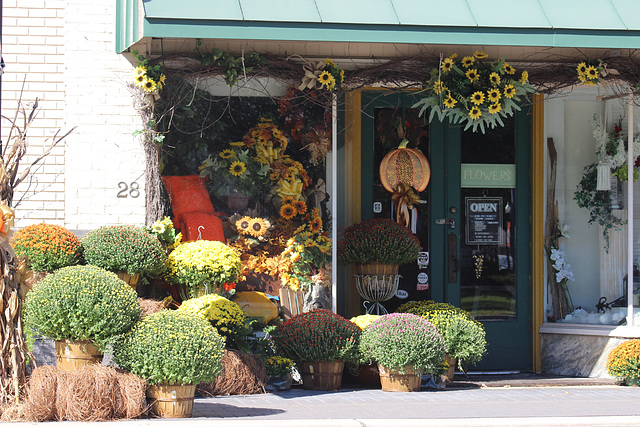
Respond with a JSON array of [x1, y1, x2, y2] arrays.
[[0, 89, 74, 403]]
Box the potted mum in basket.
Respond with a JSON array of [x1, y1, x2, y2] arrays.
[[397, 300, 487, 380], [11, 223, 82, 273], [23, 265, 142, 370], [114, 310, 226, 418], [606, 339, 640, 386], [359, 313, 446, 392], [82, 225, 167, 290], [164, 240, 242, 300], [338, 218, 422, 275], [270, 309, 361, 390]]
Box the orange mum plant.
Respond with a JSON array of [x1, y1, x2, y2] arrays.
[[606, 339, 640, 386], [11, 223, 82, 272]]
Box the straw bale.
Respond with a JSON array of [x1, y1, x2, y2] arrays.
[[197, 349, 266, 396], [138, 298, 166, 318], [1, 364, 146, 422]]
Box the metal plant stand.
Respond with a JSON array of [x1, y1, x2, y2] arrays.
[[354, 274, 401, 314]]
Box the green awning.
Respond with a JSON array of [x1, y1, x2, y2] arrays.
[[117, 0, 640, 52]]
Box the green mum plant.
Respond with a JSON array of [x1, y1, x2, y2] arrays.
[[606, 339, 640, 385], [164, 240, 242, 300], [338, 218, 421, 265], [82, 225, 167, 278], [270, 309, 361, 363], [11, 223, 82, 272], [359, 313, 446, 375], [396, 300, 487, 370], [113, 310, 225, 386], [23, 265, 142, 350], [177, 294, 250, 349], [413, 51, 537, 133]]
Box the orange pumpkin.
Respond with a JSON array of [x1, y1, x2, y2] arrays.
[[379, 139, 430, 193]]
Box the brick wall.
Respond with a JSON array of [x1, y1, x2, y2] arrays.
[[1, 0, 146, 231]]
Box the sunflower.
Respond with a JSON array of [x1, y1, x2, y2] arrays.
[[248, 218, 268, 238], [134, 74, 147, 87], [441, 57, 454, 72], [229, 161, 247, 177], [229, 141, 245, 147], [504, 63, 516, 74], [318, 71, 336, 90], [474, 51, 488, 59], [466, 69, 479, 82], [470, 91, 485, 105], [489, 72, 501, 85], [293, 200, 307, 215], [235, 216, 253, 235], [585, 66, 598, 80], [280, 204, 296, 220], [443, 96, 457, 109], [282, 195, 296, 205], [520, 70, 529, 84], [134, 66, 146, 77], [433, 80, 447, 94], [487, 88, 501, 103], [310, 217, 322, 233], [219, 149, 235, 159], [325, 58, 335, 66], [576, 62, 588, 75], [488, 103, 502, 115], [504, 84, 516, 99], [469, 106, 482, 120], [143, 78, 157, 93], [158, 74, 166, 87], [461, 56, 475, 68]]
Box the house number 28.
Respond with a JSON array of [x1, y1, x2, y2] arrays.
[[117, 182, 140, 198]]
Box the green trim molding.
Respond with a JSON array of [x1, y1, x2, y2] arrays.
[[117, 0, 640, 52]]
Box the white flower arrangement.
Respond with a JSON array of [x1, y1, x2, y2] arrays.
[[549, 248, 575, 283]]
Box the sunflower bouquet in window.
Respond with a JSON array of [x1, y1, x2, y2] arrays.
[[317, 58, 344, 91], [279, 208, 332, 291], [270, 156, 312, 205], [413, 51, 537, 133], [199, 141, 271, 199]]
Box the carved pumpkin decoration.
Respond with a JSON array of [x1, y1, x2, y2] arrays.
[[379, 139, 430, 193]]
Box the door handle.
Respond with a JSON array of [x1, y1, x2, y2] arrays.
[[448, 232, 458, 283], [436, 218, 456, 229]]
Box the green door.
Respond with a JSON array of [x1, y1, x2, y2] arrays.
[[361, 91, 531, 371]]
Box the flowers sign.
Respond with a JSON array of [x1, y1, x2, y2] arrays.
[[413, 51, 537, 133]]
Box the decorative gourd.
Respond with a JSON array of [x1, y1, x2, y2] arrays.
[[379, 139, 430, 194]]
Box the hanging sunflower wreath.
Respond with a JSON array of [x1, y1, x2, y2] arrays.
[[413, 51, 537, 133]]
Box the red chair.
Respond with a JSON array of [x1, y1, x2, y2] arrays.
[[162, 175, 225, 242]]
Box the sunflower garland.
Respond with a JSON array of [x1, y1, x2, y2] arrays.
[[414, 51, 537, 133], [131, 50, 165, 95], [576, 60, 604, 85]]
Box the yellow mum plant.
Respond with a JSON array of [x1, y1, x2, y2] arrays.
[[165, 240, 242, 300], [606, 339, 640, 386], [177, 294, 249, 349]]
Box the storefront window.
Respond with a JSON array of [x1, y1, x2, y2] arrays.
[[547, 97, 640, 327]]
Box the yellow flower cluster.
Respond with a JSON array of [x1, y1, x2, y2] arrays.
[[576, 61, 602, 85], [349, 314, 380, 330], [606, 339, 640, 381], [165, 241, 242, 296], [263, 355, 294, 377], [177, 294, 247, 346]]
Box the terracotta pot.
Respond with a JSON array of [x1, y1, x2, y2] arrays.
[[55, 339, 103, 371], [378, 364, 421, 392], [226, 193, 250, 212], [300, 361, 344, 391], [146, 384, 196, 418]]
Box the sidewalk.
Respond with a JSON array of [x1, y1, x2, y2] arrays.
[[10, 380, 640, 427]]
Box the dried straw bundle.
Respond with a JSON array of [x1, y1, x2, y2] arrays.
[[1, 364, 146, 422], [197, 349, 266, 396], [138, 298, 166, 318]]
